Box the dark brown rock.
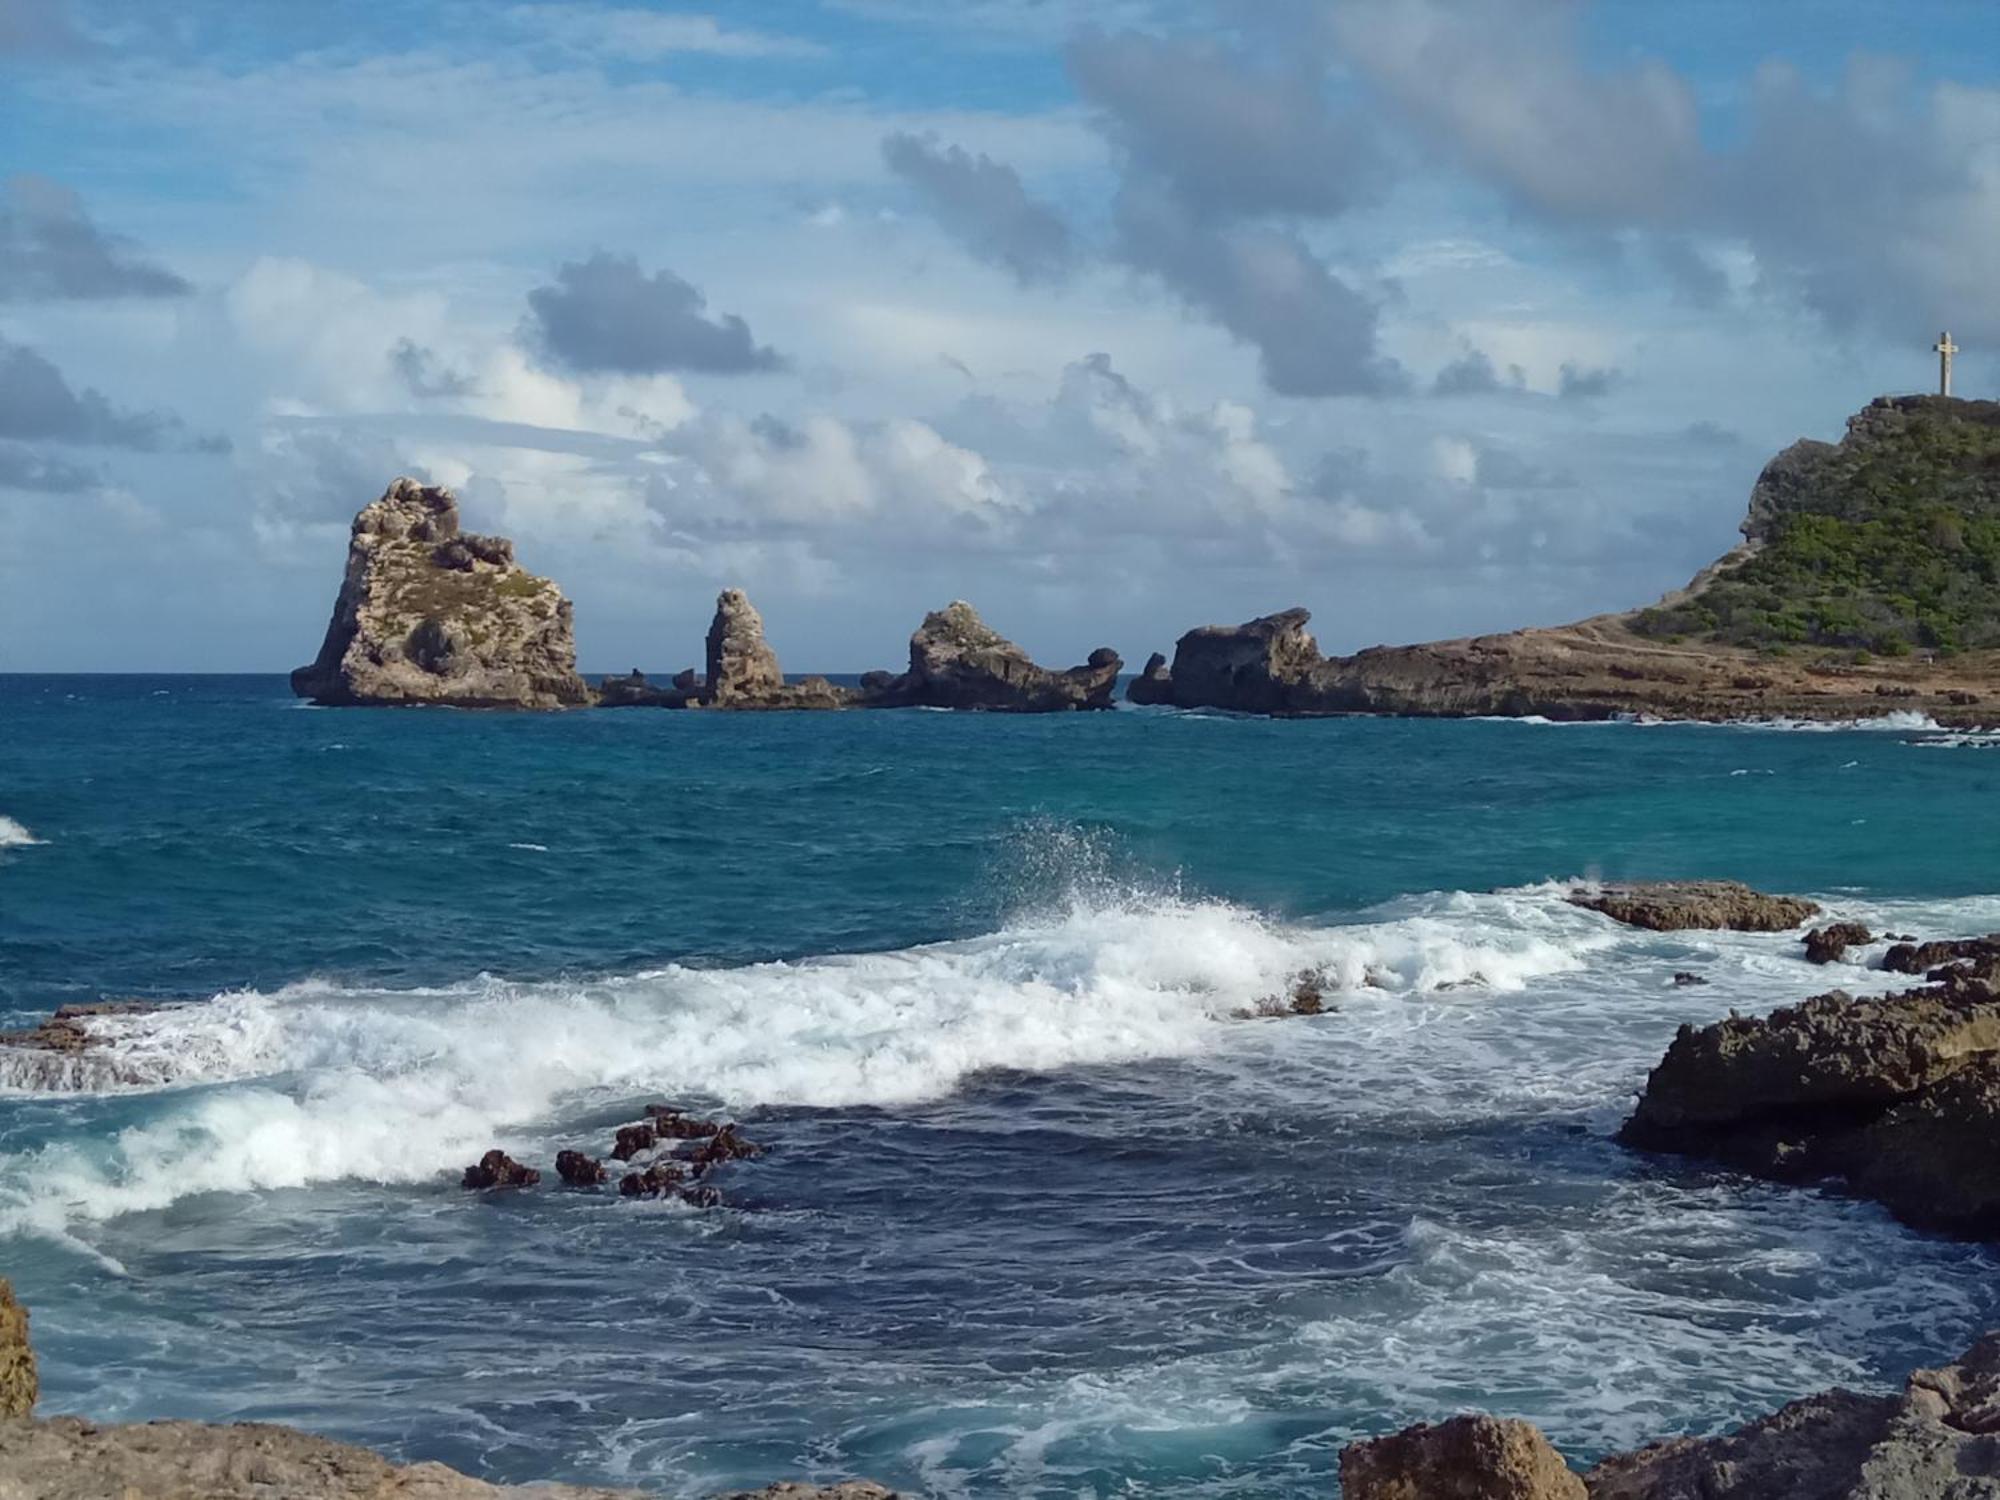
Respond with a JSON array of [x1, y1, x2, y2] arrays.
[[617, 1160, 686, 1198], [460, 1149, 539, 1190], [291, 478, 592, 709], [554, 1149, 607, 1186], [610, 1123, 656, 1161], [1883, 935, 2000, 974], [1584, 1389, 1900, 1500], [1159, 608, 1322, 714], [1127, 651, 1174, 705], [644, 1104, 723, 1139], [1844, 1060, 2000, 1233], [1568, 880, 1820, 933], [1672, 971, 1709, 987], [716, 1485, 901, 1499], [687, 1124, 762, 1176], [595, 669, 692, 708], [1339, 1414, 1584, 1499], [1805, 922, 1874, 964]]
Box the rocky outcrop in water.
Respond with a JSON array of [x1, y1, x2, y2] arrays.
[[461, 1149, 540, 1189], [596, 669, 693, 708], [0, 1000, 177, 1091], [707, 588, 786, 703], [1344, 1333, 2000, 1499], [1805, 922, 1874, 964], [1340, 1414, 1584, 1499], [1568, 880, 1819, 933], [292, 479, 592, 709], [871, 602, 1120, 711], [1620, 965, 2000, 1233], [1127, 652, 1173, 706]]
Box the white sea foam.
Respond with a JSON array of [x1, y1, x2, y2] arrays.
[[0, 888, 1623, 1239], [0, 815, 44, 848]]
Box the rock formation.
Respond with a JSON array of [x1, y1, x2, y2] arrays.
[[0, 1280, 34, 1420], [1127, 652, 1173, 705], [870, 601, 1120, 711], [706, 588, 786, 703], [1340, 1414, 1585, 1500], [291, 479, 593, 710], [1343, 1333, 2000, 1498], [595, 669, 692, 708], [1805, 922, 1874, 964], [460, 1149, 539, 1190], [1620, 970, 2000, 1233], [1130, 397, 2000, 722], [1567, 880, 1820, 933]]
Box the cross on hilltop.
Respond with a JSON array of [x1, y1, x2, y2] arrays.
[[1935, 330, 1959, 396]]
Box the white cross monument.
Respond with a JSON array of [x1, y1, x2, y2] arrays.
[[1935, 330, 1959, 397]]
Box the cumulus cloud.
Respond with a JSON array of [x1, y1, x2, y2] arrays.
[[0, 176, 191, 300], [882, 132, 1076, 284], [1557, 362, 1621, 400], [525, 253, 784, 375], [1112, 179, 1398, 397], [0, 336, 174, 449], [1431, 348, 1526, 397]]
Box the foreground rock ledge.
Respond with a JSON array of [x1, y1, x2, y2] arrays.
[[292, 478, 593, 709], [1342, 1332, 2000, 1499]]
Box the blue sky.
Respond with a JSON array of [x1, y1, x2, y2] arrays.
[[5, 0, 2000, 672]]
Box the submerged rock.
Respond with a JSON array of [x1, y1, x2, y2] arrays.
[[1568, 880, 1820, 933], [870, 601, 1120, 711], [610, 1123, 656, 1161], [0, 1000, 180, 1090], [291, 478, 592, 710], [460, 1149, 540, 1190], [718, 1486, 901, 1499], [617, 1160, 685, 1197], [1339, 1413, 1585, 1499], [1804, 922, 1874, 964], [686, 1123, 762, 1176], [1, 1278, 35, 1419], [645, 1104, 723, 1139]]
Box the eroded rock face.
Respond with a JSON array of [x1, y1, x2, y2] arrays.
[[291, 478, 592, 709], [1805, 922, 1873, 964], [460, 1149, 540, 1190], [1568, 880, 1820, 933], [1621, 978, 2000, 1232], [874, 601, 1120, 711], [706, 588, 786, 703], [0, 1279, 34, 1419], [1158, 608, 1323, 713], [1339, 1414, 1585, 1500]]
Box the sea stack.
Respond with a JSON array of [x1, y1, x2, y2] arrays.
[[291, 478, 592, 709], [874, 601, 1121, 711]]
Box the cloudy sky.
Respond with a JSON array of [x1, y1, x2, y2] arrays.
[[6, 0, 2000, 673]]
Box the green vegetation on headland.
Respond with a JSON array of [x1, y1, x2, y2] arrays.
[[1634, 395, 2000, 656]]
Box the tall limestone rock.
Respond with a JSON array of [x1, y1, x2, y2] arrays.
[[291, 479, 592, 709], [705, 588, 786, 703]]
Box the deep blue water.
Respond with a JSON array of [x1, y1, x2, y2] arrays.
[[3, 675, 1999, 1496]]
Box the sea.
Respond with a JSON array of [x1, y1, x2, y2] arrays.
[[4, 673, 2000, 1497]]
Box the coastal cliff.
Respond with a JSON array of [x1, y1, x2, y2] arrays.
[[292, 479, 593, 709], [1136, 396, 2000, 723]]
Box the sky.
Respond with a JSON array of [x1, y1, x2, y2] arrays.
[[5, 0, 2000, 673]]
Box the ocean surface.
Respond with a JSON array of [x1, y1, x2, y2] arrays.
[[5, 675, 2000, 1497]]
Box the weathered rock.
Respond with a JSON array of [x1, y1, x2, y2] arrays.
[[1127, 651, 1173, 705], [1151, 608, 1323, 714], [870, 602, 1120, 711], [687, 1124, 762, 1177], [460, 1149, 539, 1190], [0, 1001, 186, 1091], [0, 1416, 645, 1498], [1339, 1414, 1585, 1499], [0, 1280, 34, 1419], [1805, 922, 1874, 964], [617, 1160, 686, 1198], [1584, 1389, 1901, 1500], [644, 1104, 723, 1139], [609, 1123, 656, 1161], [706, 587, 785, 703], [554, 1149, 607, 1186], [1672, 971, 1709, 987], [1844, 1060, 2000, 1233], [1883, 935, 2000, 974], [595, 669, 692, 708], [292, 478, 592, 709], [1568, 880, 1820, 933]]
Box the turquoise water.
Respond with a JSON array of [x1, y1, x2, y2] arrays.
[[3, 675, 1999, 1495]]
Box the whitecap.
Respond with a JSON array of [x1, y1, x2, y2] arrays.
[[0, 815, 44, 849]]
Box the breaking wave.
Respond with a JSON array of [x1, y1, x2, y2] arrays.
[[0, 885, 1618, 1243], [0, 815, 43, 848]]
